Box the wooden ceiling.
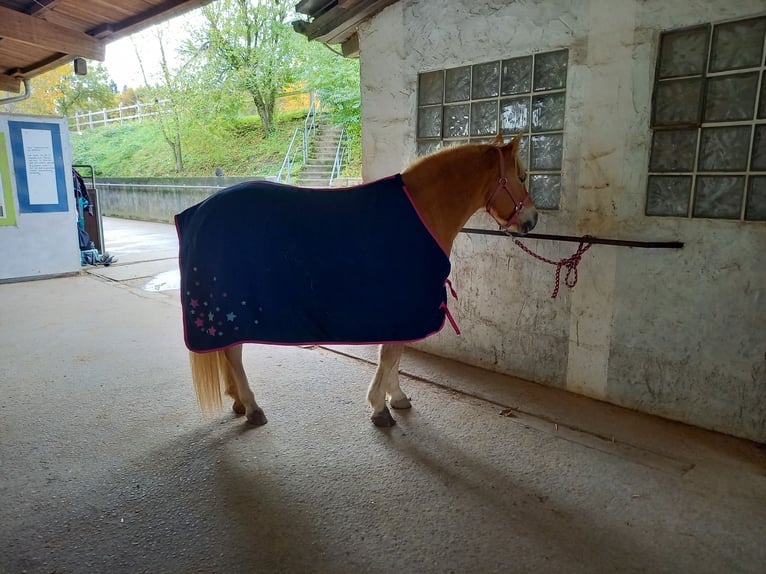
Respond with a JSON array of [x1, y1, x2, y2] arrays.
[[0, 0, 216, 93]]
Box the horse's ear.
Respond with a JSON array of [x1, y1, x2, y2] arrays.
[[508, 133, 522, 153], [492, 133, 504, 145]]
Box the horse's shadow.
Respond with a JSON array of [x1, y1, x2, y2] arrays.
[[197, 401, 676, 573], [369, 409, 677, 571], [19, 404, 677, 573]]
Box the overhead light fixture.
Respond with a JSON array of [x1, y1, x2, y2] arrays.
[[73, 58, 87, 76]]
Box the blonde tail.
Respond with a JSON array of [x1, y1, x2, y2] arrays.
[[188, 350, 229, 410]]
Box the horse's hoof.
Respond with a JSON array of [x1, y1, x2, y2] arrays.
[[232, 400, 246, 415], [246, 408, 268, 426], [389, 396, 411, 410], [371, 407, 396, 427]]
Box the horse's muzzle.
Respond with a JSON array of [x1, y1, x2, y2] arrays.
[[520, 211, 539, 234]]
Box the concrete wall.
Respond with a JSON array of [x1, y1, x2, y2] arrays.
[[96, 177, 269, 223], [95, 176, 364, 223], [357, 0, 766, 442]]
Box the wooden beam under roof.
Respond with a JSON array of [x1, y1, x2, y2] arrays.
[[88, 0, 215, 42], [0, 73, 21, 93], [24, 0, 64, 16], [0, 5, 105, 61]]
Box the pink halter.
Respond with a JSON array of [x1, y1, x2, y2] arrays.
[[485, 146, 530, 230]]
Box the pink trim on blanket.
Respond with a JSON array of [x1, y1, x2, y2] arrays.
[[181, 316, 448, 354]]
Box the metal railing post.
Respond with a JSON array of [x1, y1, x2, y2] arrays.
[[328, 127, 346, 187]]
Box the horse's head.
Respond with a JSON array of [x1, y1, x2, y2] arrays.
[[485, 134, 538, 235]]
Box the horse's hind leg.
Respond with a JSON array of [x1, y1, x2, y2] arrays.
[[223, 345, 267, 426], [367, 344, 406, 427], [382, 343, 411, 409]]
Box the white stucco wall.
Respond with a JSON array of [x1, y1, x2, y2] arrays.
[[357, 0, 766, 442]]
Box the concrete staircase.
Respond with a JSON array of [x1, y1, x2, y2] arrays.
[[297, 124, 345, 187]]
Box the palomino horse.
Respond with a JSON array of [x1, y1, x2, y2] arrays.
[[177, 134, 537, 427]]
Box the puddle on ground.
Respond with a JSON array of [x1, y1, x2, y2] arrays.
[[143, 270, 181, 292]]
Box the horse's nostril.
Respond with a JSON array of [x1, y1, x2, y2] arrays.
[[525, 213, 538, 233], [521, 219, 534, 234]]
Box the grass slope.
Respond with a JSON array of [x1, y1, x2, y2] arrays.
[[70, 111, 335, 178]]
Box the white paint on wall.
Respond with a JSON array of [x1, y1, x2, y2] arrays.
[[0, 114, 79, 282], [357, 0, 766, 441]]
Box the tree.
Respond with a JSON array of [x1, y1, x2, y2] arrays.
[[296, 42, 361, 174], [54, 62, 116, 117], [201, 0, 300, 136], [2, 61, 115, 117], [300, 43, 360, 129], [133, 30, 187, 173]]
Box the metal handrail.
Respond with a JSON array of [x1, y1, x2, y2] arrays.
[[328, 127, 347, 187], [302, 92, 319, 163], [277, 92, 320, 182], [277, 128, 302, 183]]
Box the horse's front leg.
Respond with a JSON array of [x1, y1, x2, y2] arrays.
[[367, 343, 407, 427], [223, 345, 267, 426]]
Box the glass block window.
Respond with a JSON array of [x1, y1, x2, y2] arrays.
[[417, 49, 568, 210], [648, 16, 766, 221]]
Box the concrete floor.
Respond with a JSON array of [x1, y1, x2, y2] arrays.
[[1, 218, 765, 574]]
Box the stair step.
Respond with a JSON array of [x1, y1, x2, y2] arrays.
[[298, 179, 332, 187], [291, 120, 347, 185]]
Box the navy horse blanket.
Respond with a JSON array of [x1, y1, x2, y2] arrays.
[[175, 175, 453, 352]]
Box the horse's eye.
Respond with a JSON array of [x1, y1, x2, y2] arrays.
[[519, 173, 527, 183]]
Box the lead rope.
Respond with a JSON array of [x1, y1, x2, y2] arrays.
[[441, 279, 461, 334], [513, 238, 593, 299]]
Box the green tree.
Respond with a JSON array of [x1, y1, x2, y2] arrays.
[[51, 62, 116, 116], [133, 30, 188, 172], [201, 0, 300, 136], [296, 42, 361, 175], [300, 44, 360, 130], [2, 61, 115, 116]]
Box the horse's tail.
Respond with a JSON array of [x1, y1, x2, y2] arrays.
[[188, 350, 231, 410]]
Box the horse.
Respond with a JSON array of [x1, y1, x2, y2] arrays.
[[176, 133, 537, 428]]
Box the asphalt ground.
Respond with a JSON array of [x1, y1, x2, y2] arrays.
[[0, 217, 764, 574]]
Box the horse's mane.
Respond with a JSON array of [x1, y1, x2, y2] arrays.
[[404, 142, 491, 173]]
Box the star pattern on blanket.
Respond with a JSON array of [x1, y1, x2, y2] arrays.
[[184, 267, 251, 340]]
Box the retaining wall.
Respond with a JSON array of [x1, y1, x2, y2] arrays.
[[95, 176, 364, 223], [95, 177, 268, 223]]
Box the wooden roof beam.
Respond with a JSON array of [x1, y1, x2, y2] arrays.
[[25, 0, 65, 16], [0, 73, 21, 93], [0, 5, 105, 61], [88, 0, 215, 42]]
